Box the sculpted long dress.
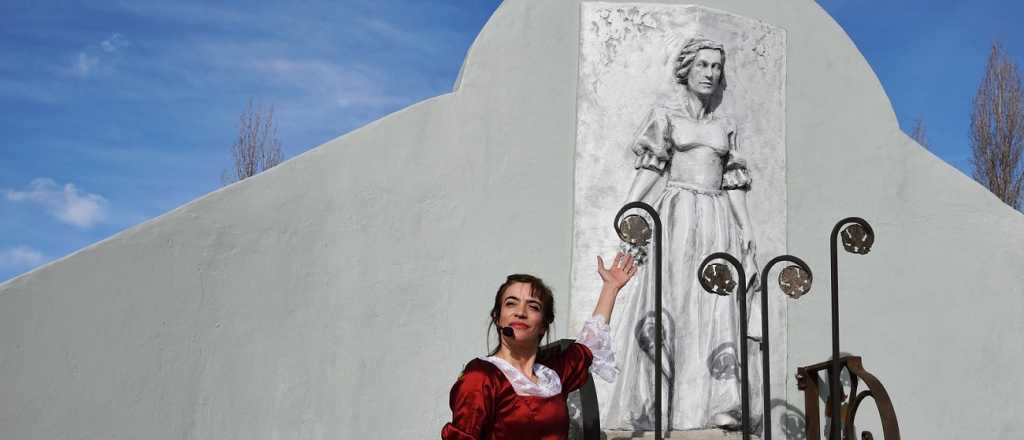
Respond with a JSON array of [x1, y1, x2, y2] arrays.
[[601, 102, 761, 431]]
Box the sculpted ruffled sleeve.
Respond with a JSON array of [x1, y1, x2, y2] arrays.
[[441, 360, 496, 440], [722, 119, 752, 190], [576, 315, 619, 383], [631, 108, 673, 173]]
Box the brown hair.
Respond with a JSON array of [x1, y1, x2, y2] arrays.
[[487, 274, 555, 355]]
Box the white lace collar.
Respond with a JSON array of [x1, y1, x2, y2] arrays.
[[479, 355, 562, 398]]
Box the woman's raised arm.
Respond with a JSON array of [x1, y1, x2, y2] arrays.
[[592, 252, 637, 323]]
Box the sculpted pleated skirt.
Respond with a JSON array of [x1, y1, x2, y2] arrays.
[[599, 182, 762, 431]]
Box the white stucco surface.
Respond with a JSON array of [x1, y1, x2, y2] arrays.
[[1, 0, 1022, 439]]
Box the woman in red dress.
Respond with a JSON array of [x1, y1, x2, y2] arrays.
[[441, 252, 637, 440]]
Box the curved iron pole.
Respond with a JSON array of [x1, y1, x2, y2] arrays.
[[829, 217, 873, 440], [697, 252, 750, 440], [614, 202, 663, 440], [758, 255, 812, 440]]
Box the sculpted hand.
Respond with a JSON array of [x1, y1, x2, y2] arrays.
[[597, 252, 638, 291], [742, 227, 757, 255]]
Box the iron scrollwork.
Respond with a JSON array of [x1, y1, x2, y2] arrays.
[[698, 252, 814, 440], [613, 202, 665, 440], [795, 356, 900, 440], [697, 253, 752, 439], [758, 256, 813, 440], [793, 217, 899, 440]]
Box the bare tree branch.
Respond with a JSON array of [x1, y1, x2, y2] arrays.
[[223, 98, 284, 185], [909, 116, 929, 150], [971, 41, 1024, 210]]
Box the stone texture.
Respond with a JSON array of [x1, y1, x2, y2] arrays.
[[572, 4, 787, 430]]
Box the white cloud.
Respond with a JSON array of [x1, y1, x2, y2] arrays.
[[72, 33, 128, 77], [360, 18, 433, 52], [100, 33, 127, 53], [248, 57, 402, 108], [5, 178, 108, 228], [0, 246, 45, 269], [74, 52, 100, 77]]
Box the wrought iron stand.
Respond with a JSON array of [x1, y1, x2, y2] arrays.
[[697, 252, 814, 440], [757, 256, 813, 440], [794, 217, 900, 440], [614, 202, 663, 440], [613, 212, 900, 440], [696, 252, 752, 439], [795, 356, 900, 440]]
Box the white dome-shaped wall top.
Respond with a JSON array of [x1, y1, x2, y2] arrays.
[[0, 1, 1021, 439]]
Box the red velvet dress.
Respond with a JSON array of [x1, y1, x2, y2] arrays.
[[441, 343, 594, 440]]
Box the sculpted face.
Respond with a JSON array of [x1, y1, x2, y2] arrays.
[[687, 48, 723, 96], [497, 282, 545, 343]]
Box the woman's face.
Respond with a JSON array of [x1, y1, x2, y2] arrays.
[[497, 282, 546, 343], [686, 48, 723, 96]]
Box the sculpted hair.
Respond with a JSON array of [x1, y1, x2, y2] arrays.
[[674, 37, 728, 90], [487, 274, 555, 355]]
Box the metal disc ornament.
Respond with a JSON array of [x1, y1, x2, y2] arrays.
[[841, 223, 874, 254], [700, 262, 736, 296], [778, 265, 812, 299], [617, 214, 652, 246]]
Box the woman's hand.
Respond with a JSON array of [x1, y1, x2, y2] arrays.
[[592, 252, 638, 323], [598, 252, 638, 291]]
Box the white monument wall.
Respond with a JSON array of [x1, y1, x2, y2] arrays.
[[0, 1, 584, 437], [0, 0, 1021, 439]]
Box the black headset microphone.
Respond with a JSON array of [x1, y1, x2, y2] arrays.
[[492, 312, 517, 339], [499, 325, 546, 342]]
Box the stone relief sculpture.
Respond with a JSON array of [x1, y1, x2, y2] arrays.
[[601, 36, 762, 432], [571, 4, 787, 435]]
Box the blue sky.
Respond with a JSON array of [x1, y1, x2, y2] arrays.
[[1, 0, 1021, 282]]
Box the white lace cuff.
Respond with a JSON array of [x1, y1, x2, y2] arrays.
[[576, 315, 619, 382]]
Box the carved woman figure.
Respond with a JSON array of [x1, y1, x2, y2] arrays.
[[602, 37, 761, 431]]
